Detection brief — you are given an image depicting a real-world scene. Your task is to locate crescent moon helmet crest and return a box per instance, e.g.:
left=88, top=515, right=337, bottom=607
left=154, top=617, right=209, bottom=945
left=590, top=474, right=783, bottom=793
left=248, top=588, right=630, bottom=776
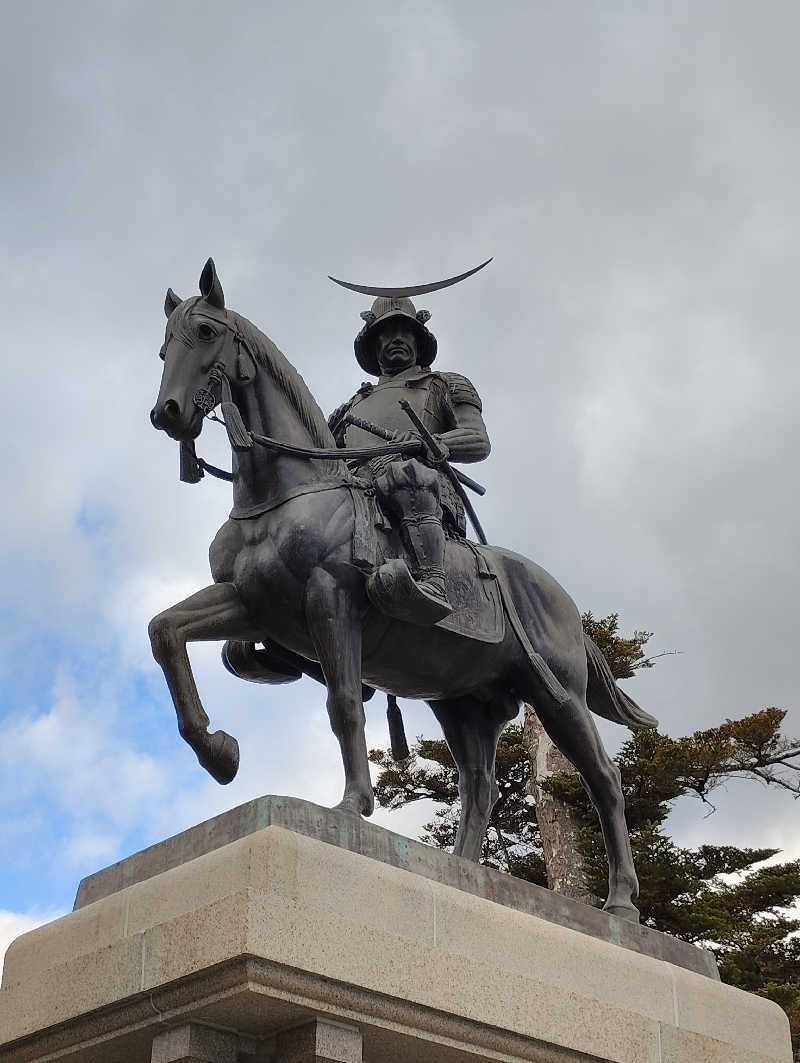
left=328, top=257, right=492, bottom=299
left=331, top=259, right=492, bottom=376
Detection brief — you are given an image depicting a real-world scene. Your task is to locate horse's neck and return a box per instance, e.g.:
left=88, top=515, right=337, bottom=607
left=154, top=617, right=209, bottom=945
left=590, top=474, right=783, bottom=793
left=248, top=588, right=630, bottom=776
left=229, top=348, right=341, bottom=513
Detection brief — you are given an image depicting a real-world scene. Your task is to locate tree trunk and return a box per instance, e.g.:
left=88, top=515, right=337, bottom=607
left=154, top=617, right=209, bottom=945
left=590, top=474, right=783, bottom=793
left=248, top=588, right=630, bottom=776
left=523, top=705, right=600, bottom=906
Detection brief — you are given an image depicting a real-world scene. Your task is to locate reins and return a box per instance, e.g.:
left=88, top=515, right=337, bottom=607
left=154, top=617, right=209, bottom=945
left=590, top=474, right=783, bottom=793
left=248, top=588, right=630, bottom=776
left=182, top=423, right=418, bottom=484
left=180, top=357, right=425, bottom=484
left=178, top=331, right=484, bottom=514
left=181, top=406, right=422, bottom=484
left=252, top=431, right=419, bottom=462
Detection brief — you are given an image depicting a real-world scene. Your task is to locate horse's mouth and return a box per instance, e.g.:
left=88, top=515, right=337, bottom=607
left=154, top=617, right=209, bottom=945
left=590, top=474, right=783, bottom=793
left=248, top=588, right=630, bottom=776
left=154, top=405, right=205, bottom=442
left=166, top=416, right=204, bottom=442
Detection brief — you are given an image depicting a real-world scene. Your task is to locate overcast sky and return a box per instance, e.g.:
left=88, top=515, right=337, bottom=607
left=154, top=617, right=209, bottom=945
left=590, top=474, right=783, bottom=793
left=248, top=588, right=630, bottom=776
left=1, top=1, right=799, bottom=963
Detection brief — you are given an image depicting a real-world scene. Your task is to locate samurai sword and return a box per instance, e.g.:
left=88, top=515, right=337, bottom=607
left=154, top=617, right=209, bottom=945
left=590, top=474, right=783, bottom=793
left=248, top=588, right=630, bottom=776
left=397, top=399, right=488, bottom=546
left=343, top=413, right=486, bottom=496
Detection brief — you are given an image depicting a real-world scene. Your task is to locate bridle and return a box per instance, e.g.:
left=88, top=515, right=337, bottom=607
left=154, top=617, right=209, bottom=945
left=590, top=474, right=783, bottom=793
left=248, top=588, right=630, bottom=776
left=169, top=315, right=424, bottom=484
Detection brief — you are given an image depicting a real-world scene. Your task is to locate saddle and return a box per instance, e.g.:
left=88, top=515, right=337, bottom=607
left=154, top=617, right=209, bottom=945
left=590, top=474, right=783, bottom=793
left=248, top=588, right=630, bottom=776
left=349, top=485, right=505, bottom=644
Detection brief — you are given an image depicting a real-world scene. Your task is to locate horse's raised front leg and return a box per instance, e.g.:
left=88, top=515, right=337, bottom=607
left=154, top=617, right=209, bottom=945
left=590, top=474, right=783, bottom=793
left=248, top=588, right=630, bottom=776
left=305, top=568, right=373, bottom=817
left=149, top=583, right=262, bottom=784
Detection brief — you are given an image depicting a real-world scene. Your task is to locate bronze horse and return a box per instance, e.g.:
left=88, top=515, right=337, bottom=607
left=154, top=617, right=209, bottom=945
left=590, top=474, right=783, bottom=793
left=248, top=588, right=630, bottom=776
left=149, top=259, right=657, bottom=921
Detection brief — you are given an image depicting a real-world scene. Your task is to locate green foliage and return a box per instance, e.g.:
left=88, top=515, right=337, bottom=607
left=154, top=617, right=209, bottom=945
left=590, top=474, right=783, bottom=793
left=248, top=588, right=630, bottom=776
left=371, top=736, right=459, bottom=811
left=370, top=613, right=800, bottom=1058
left=581, top=611, right=653, bottom=678
left=370, top=725, right=547, bottom=884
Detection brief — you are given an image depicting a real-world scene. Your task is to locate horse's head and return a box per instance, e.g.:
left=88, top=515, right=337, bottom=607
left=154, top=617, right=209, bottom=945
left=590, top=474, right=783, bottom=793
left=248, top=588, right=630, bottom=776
left=150, top=258, right=256, bottom=441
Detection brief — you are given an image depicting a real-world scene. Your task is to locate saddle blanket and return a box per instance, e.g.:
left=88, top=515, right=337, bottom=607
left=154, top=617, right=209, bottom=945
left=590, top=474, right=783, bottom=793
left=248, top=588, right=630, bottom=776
left=436, top=539, right=505, bottom=643
left=350, top=485, right=505, bottom=644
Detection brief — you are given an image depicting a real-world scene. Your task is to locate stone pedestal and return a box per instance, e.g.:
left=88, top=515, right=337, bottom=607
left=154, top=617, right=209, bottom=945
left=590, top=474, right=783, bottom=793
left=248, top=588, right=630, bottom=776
left=0, top=796, right=792, bottom=1062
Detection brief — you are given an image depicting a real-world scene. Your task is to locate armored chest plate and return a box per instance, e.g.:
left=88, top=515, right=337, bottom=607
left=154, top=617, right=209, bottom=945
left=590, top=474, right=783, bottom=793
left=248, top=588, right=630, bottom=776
left=343, top=371, right=450, bottom=449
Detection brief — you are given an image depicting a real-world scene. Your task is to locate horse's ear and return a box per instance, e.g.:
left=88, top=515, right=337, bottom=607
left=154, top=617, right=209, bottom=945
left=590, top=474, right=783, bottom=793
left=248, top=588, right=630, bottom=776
left=164, top=288, right=183, bottom=318
left=199, top=257, right=225, bottom=309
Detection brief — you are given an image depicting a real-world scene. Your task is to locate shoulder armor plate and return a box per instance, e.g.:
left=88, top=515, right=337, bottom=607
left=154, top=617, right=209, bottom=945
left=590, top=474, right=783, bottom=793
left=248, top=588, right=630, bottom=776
left=441, top=372, right=482, bottom=411
left=328, top=397, right=354, bottom=439
left=328, top=383, right=375, bottom=440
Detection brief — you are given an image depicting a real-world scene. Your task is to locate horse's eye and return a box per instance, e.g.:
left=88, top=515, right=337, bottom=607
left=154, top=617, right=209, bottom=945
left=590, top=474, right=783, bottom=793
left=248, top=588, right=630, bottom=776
left=158, top=344, right=166, bottom=361
left=198, top=323, right=216, bottom=340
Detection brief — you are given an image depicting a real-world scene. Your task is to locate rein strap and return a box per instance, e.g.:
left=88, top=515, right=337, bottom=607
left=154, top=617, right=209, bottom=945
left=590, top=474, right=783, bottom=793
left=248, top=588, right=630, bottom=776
left=249, top=431, right=419, bottom=461
left=181, top=332, right=423, bottom=484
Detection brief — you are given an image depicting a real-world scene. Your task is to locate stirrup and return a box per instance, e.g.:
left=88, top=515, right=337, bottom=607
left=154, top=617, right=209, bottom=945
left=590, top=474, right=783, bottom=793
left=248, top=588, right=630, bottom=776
left=367, top=559, right=452, bottom=626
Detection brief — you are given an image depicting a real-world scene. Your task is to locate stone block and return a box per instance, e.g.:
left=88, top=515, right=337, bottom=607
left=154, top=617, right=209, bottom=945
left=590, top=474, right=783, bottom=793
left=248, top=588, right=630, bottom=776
left=141, top=889, right=250, bottom=987
left=1, top=888, right=128, bottom=989
left=659, top=1022, right=790, bottom=1063
left=432, top=872, right=676, bottom=1025
left=0, top=935, right=143, bottom=1043
left=151, top=1023, right=240, bottom=1062
left=672, top=964, right=792, bottom=1061
left=276, top=1019, right=362, bottom=1063
left=73, top=795, right=718, bottom=979
left=0, top=805, right=792, bottom=1063
left=126, top=834, right=253, bottom=937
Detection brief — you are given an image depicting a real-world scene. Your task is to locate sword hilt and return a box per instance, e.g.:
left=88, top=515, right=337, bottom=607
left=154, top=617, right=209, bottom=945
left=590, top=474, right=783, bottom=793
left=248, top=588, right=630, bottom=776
left=345, top=408, right=486, bottom=497
left=398, top=399, right=442, bottom=458
left=343, top=413, right=395, bottom=442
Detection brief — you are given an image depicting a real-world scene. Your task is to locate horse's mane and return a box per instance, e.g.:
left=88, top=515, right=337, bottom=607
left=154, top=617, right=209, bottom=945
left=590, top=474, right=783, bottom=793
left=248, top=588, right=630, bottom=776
left=232, top=311, right=343, bottom=479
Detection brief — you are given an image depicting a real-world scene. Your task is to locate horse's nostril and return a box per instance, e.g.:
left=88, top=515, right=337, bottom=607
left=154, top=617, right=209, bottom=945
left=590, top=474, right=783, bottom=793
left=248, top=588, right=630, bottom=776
left=151, top=399, right=181, bottom=430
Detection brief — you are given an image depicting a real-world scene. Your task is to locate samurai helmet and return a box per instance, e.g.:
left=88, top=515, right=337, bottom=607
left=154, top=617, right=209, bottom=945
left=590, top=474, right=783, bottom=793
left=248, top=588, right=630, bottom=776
left=328, top=258, right=493, bottom=378
left=354, top=296, right=436, bottom=376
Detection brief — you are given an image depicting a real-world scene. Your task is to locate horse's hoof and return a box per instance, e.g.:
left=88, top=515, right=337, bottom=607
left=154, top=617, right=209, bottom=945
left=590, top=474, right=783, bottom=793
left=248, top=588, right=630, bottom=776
left=199, top=730, right=240, bottom=784
left=453, top=843, right=482, bottom=863
left=334, top=789, right=373, bottom=817
left=603, top=902, right=640, bottom=923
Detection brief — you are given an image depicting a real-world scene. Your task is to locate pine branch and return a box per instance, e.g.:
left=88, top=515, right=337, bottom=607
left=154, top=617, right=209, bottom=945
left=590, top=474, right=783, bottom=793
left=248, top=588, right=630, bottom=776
left=635, top=649, right=682, bottom=669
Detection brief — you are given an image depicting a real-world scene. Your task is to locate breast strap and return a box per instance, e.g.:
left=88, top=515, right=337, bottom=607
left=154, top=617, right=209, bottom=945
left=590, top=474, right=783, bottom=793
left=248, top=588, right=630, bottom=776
left=229, top=479, right=352, bottom=520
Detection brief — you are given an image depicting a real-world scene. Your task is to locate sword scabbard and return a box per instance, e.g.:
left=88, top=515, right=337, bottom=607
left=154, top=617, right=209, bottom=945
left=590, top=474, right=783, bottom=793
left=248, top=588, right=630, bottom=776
left=398, top=399, right=488, bottom=544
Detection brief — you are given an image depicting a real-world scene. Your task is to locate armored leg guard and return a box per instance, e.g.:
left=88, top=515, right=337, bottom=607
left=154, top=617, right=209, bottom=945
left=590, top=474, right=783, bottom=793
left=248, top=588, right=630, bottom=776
left=367, top=459, right=453, bottom=626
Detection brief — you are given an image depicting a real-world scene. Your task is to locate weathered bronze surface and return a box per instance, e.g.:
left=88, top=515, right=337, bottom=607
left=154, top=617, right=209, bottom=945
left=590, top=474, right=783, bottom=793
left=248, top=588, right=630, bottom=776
left=149, top=258, right=657, bottom=921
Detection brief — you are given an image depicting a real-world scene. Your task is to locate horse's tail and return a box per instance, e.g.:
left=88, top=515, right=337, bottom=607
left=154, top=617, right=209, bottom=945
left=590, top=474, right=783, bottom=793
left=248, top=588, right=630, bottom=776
left=584, top=634, right=658, bottom=731
left=221, top=639, right=378, bottom=702
left=221, top=640, right=303, bottom=684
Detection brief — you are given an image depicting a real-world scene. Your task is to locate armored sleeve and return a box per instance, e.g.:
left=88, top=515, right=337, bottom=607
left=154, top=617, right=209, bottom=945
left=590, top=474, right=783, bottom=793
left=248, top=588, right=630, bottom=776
left=442, top=372, right=483, bottom=412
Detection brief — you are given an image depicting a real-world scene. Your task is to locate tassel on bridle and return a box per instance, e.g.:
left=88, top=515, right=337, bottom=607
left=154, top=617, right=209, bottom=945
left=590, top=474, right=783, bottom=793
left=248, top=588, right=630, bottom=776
left=215, top=365, right=253, bottom=451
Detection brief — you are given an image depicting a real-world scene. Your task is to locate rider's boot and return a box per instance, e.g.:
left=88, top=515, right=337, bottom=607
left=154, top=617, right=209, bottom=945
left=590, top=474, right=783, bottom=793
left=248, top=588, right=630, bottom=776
left=367, top=459, right=453, bottom=626
left=399, top=512, right=452, bottom=616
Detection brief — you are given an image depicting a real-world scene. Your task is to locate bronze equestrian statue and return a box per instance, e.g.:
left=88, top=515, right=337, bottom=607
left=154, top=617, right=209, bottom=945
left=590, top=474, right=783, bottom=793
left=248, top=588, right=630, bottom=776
left=149, top=258, right=657, bottom=922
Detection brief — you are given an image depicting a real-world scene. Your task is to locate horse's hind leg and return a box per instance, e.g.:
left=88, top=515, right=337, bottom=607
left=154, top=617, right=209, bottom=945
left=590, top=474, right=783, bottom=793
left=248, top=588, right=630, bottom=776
left=149, top=583, right=262, bottom=784
left=529, top=687, right=639, bottom=921
left=429, top=693, right=518, bottom=862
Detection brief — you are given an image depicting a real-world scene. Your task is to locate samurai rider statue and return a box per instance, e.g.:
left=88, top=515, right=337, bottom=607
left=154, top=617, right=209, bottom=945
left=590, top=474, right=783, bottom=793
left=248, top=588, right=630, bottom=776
left=328, top=292, right=490, bottom=626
